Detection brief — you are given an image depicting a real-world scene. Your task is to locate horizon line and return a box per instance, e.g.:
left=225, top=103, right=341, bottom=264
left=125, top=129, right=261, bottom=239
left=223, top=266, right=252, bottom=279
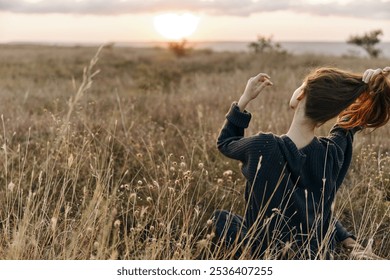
left=2, top=39, right=390, bottom=44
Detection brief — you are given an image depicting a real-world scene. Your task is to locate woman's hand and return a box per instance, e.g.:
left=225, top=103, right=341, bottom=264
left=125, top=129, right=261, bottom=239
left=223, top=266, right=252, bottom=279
left=237, top=73, right=273, bottom=111
left=362, top=66, right=390, bottom=83
left=342, top=237, right=384, bottom=260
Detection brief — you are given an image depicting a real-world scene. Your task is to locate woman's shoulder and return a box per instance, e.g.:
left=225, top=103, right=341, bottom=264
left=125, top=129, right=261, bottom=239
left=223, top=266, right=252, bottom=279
left=255, top=131, right=280, bottom=143
left=247, top=132, right=280, bottom=151
left=318, top=134, right=352, bottom=157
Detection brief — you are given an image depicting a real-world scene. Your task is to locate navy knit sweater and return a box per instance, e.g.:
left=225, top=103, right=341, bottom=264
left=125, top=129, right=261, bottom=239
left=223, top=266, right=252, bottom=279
left=217, top=103, right=360, bottom=258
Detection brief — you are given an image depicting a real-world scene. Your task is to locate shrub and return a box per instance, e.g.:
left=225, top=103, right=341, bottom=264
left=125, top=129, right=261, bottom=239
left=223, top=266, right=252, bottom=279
left=168, top=39, right=192, bottom=57
left=248, top=34, right=285, bottom=54
left=347, top=29, right=383, bottom=58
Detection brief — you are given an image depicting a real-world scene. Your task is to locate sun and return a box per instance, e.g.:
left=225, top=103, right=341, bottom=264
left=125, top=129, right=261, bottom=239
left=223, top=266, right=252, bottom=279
left=153, top=13, right=199, bottom=40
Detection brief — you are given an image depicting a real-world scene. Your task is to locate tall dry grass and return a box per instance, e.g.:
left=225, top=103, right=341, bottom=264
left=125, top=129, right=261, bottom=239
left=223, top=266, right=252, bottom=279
left=0, top=44, right=389, bottom=259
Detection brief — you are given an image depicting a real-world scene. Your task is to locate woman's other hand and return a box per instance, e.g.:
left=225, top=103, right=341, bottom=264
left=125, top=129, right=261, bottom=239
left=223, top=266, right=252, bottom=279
left=342, top=237, right=384, bottom=260
left=362, top=67, right=390, bottom=83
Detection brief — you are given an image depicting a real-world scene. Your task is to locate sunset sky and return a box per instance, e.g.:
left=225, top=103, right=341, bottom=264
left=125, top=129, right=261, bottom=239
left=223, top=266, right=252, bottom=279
left=0, top=0, right=389, bottom=43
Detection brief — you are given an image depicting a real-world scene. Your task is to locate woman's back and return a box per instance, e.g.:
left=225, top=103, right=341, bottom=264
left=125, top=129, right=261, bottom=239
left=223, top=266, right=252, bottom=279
left=218, top=104, right=359, bottom=258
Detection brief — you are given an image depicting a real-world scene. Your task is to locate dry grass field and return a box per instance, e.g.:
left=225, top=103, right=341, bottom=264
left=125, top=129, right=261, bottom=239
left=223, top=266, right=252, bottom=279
left=0, top=44, right=389, bottom=259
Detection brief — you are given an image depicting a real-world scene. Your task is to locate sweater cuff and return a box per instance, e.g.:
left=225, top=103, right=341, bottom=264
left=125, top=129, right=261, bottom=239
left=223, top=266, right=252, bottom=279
left=225, top=102, right=252, bottom=128
left=334, top=221, right=355, bottom=242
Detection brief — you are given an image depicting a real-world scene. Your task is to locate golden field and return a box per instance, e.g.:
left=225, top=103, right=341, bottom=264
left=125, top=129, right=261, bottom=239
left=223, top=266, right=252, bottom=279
left=0, top=44, right=389, bottom=259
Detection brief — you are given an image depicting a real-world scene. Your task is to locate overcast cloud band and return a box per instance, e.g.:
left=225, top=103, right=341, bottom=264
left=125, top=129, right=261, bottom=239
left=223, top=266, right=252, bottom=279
left=0, top=0, right=389, bottom=20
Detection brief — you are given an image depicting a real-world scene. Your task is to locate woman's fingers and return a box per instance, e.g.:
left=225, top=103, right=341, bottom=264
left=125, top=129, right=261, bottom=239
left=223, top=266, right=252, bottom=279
left=363, top=68, right=379, bottom=83
left=363, top=67, right=389, bottom=83
left=255, top=73, right=273, bottom=86
left=373, top=68, right=382, bottom=77
left=253, top=73, right=271, bottom=83
left=255, top=73, right=270, bottom=80
left=383, top=66, right=390, bottom=74
left=258, top=78, right=273, bottom=89
left=245, top=73, right=273, bottom=99
left=350, top=250, right=384, bottom=260
left=362, top=69, right=372, bottom=83
left=349, top=238, right=384, bottom=260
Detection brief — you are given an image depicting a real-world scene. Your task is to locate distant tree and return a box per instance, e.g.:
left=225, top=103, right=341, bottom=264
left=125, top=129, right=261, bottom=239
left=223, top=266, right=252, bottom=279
left=347, top=29, right=383, bottom=58
left=248, top=34, right=284, bottom=54
left=168, top=39, right=192, bottom=57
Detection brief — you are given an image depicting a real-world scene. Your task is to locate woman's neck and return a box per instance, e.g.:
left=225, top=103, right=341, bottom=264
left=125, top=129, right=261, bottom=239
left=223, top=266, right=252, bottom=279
left=286, top=103, right=316, bottom=149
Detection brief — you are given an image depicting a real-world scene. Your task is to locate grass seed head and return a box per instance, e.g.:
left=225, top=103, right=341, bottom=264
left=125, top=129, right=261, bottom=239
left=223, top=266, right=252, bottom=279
left=7, top=182, right=15, bottom=192
left=114, top=220, right=121, bottom=228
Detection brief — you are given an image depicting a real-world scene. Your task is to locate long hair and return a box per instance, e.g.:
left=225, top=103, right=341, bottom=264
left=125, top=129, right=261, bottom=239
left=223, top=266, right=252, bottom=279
left=302, top=67, right=390, bottom=129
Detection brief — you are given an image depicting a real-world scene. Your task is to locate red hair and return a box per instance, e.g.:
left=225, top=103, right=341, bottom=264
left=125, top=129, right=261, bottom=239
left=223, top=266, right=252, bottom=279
left=302, top=67, right=390, bottom=129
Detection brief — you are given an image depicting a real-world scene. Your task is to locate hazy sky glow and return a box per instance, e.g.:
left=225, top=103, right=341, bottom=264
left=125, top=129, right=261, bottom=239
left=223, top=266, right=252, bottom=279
left=0, top=0, right=389, bottom=42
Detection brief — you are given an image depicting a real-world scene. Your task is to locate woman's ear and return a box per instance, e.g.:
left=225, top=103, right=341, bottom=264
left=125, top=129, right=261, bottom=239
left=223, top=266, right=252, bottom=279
left=290, top=87, right=305, bottom=109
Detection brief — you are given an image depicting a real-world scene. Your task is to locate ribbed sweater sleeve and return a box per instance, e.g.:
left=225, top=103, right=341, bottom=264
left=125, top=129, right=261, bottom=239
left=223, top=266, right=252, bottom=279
left=328, top=124, right=361, bottom=188
left=217, top=102, right=253, bottom=162
left=328, top=124, right=360, bottom=152
left=328, top=124, right=360, bottom=243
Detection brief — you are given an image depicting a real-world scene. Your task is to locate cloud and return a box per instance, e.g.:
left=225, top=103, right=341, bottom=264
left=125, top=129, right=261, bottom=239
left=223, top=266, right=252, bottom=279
left=0, top=0, right=389, bottom=20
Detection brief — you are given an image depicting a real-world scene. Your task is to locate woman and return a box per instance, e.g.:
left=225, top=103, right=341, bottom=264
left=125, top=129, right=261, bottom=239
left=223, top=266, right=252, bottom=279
left=213, top=67, right=390, bottom=259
